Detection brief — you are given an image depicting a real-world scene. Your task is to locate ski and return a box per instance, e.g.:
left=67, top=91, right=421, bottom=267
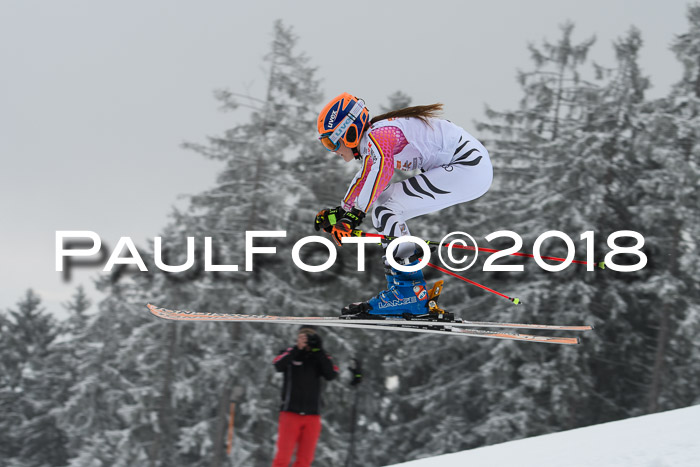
left=146, top=304, right=591, bottom=331
left=146, top=304, right=587, bottom=345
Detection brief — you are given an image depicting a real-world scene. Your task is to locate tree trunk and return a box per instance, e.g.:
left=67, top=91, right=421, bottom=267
left=694, top=55, right=700, bottom=99
left=646, top=220, right=681, bottom=413
left=151, top=322, right=178, bottom=467
left=211, top=378, right=234, bottom=467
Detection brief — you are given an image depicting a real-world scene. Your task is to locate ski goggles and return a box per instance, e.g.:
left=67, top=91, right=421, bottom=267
left=318, top=99, right=366, bottom=152
left=319, top=132, right=341, bottom=151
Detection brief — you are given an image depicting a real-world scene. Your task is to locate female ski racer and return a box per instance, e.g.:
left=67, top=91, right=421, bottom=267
left=314, top=92, right=493, bottom=318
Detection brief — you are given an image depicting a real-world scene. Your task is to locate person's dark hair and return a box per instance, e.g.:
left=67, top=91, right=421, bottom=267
left=369, top=103, right=443, bottom=125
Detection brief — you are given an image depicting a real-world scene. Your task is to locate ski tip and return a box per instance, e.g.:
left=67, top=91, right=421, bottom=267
left=511, top=297, right=521, bottom=305
left=146, top=303, right=167, bottom=316
left=597, top=261, right=606, bottom=270
left=556, top=336, right=581, bottom=345
left=146, top=303, right=163, bottom=319
left=146, top=303, right=161, bottom=316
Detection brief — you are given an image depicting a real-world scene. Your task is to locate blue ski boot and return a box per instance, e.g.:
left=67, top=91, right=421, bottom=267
left=342, top=260, right=431, bottom=318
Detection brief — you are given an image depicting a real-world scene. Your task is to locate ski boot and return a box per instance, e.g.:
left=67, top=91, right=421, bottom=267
left=341, top=267, right=425, bottom=317
left=342, top=259, right=432, bottom=318
left=342, top=266, right=455, bottom=321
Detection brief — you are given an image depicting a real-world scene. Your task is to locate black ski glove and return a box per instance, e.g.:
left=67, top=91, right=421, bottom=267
left=348, top=358, right=363, bottom=386
left=342, top=207, right=364, bottom=229
left=330, top=208, right=365, bottom=246
left=314, top=207, right=346, bottom=233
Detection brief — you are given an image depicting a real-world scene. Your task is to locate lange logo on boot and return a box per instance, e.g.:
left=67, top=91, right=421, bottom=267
left=377, top=297, right=417, bottom=309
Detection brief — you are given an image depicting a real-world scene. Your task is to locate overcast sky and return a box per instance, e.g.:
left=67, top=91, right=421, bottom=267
left=0, top=1, right=692, bottom=314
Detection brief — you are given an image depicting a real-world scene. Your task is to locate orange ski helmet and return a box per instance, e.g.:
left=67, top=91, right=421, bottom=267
left=317, top=93, right=369, bottom=151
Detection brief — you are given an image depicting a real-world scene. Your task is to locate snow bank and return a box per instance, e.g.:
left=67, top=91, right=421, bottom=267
left=386, top=404, right=700, bottom=467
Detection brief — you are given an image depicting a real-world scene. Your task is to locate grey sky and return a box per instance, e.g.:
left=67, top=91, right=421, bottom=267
left=0, top=1, right=691, bottom=314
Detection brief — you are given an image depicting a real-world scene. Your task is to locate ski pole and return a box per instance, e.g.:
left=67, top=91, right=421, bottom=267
left=351, top=230, right=604, bottom=268
left=427, top=263, right=521, bottom=305
left=345, top=357, right=362, bottom=467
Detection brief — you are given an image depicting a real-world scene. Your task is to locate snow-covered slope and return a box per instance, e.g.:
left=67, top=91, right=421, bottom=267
left=386, top=405, right=700, bottom=467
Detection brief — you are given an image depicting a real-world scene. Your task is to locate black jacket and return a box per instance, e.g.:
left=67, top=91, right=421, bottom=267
left=273, top=346, right=338, bottom=415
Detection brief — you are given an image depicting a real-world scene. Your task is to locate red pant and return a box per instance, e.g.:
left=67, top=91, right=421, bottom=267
left=271, top=411, right=322, bottom=467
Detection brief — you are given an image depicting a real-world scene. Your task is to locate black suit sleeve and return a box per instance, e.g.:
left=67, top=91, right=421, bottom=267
left=316, top=350, right=339, bottom=381
left=273, top=346, right=300, bottom=372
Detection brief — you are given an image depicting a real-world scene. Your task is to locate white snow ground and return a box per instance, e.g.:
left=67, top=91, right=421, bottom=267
left=386, top=404, right=700, bottom=467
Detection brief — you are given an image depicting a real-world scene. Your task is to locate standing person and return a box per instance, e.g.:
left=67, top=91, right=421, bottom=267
left=314, top=92, right=493, bottom=317
left=271, top=326, right=338, bottom=467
